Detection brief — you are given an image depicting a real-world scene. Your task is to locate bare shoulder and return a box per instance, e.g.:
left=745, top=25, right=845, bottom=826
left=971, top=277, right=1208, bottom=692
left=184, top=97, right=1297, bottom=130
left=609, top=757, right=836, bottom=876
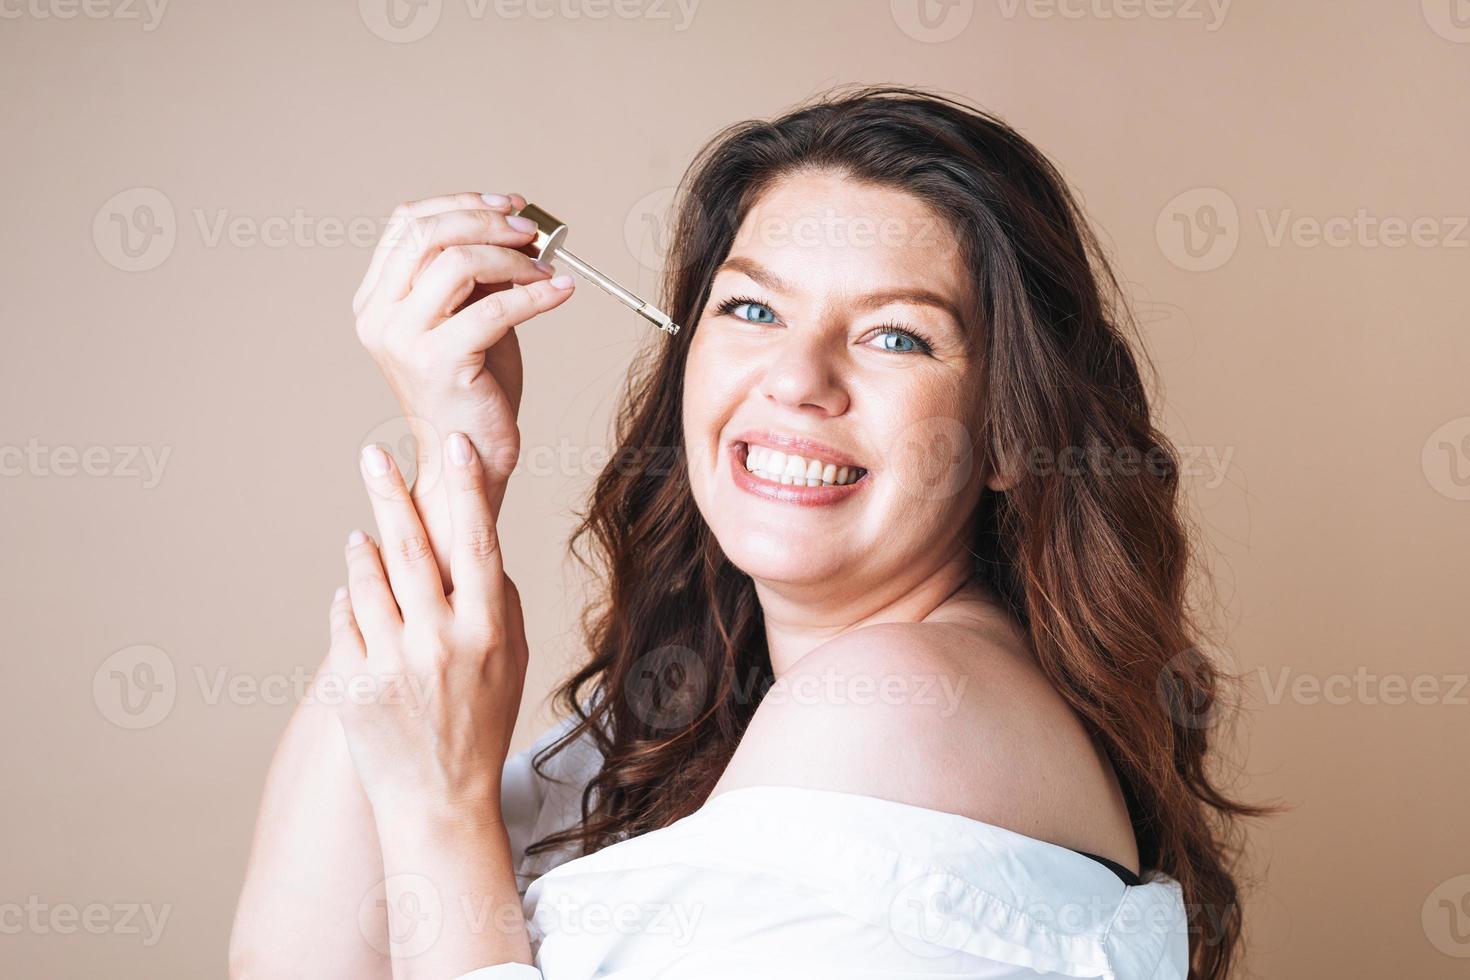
left=712, top=609, right=1139, bottom=872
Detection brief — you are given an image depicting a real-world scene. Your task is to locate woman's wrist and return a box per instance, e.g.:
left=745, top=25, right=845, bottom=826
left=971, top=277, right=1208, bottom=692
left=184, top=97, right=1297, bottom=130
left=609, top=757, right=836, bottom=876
left=373, top=795, right=506, bottom=844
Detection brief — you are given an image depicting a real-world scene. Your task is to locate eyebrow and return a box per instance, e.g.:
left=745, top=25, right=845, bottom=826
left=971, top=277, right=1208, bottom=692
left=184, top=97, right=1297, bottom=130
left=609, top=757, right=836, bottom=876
left=713, top=256, right=967, bottom=328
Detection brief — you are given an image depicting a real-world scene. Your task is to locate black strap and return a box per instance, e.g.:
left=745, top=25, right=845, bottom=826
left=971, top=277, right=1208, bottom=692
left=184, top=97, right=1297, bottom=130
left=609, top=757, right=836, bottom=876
left=1071, top=849, right=1142, bottom=886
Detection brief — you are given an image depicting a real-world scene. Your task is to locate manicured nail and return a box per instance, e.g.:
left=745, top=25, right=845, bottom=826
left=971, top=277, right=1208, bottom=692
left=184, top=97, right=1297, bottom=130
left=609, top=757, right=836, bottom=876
left=333, top=585, right=348, bottom=601
left=533, top=258, right=554, bottom=275
left=361, top=444, right=390, bottom=476
left=448, top=432, right=473, bottom=466
left=347, top=529, right=367, bottom=548
left=550, top=274, right=574, bottom=290
left=481, top=193, right=510, bottom=207
left=506, top=214, right=537, bottom=233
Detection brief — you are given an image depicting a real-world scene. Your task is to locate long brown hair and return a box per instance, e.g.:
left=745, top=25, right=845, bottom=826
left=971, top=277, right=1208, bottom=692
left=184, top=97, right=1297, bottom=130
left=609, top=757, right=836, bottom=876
left=528, top=84, right=1267, bottom=979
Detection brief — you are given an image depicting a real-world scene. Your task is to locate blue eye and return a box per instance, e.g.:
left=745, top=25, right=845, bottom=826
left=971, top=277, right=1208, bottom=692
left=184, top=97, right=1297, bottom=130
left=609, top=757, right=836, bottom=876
left=873, top=326, right=925, bottom=354
left=718, top=298, right=778, bottom=324
left=712, top=294, right=936, bottom=356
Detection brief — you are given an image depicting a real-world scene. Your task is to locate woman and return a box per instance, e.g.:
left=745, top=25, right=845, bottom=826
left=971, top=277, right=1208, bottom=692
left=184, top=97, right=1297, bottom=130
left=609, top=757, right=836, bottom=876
left=231, top=85, right=1260, bottom=979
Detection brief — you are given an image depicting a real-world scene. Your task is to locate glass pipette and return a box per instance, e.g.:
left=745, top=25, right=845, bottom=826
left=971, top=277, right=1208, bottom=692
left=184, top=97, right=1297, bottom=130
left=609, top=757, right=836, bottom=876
left=515, top=202, right=681, bottom=336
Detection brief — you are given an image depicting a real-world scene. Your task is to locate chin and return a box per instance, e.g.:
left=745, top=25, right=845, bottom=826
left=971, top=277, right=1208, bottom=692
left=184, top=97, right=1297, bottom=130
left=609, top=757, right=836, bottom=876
left=717, top=533, right=843, bottom=586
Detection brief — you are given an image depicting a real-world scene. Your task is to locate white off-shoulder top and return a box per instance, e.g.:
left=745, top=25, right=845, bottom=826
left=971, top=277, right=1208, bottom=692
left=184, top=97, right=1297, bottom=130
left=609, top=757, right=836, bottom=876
left=454, top=716, right=1190, bottom=980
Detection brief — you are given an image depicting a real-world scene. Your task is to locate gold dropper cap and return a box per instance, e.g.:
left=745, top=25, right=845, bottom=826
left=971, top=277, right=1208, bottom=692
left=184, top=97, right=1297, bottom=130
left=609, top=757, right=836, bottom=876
left=515, top=203, right=680, bottom=335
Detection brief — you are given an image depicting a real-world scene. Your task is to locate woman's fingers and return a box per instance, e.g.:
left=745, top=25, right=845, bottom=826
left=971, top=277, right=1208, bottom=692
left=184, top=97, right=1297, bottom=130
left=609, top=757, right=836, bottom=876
left=438, top=276, right=575, bottom=353
left=354, top=192, right=507, bottom=314
left=358, top=445, right=449, bottom=623
left=325, top=584, right=370, bottom=691
left=402, top=244, right=553, bottom=330
left=354, top=192, right=528, bottom=315
left=443, top=432, right=505, bottom=635
left=375, top=209, right=541, bottom=306
left=329, top=585, right=365, bottom=653
left=345, top=530, right=402, bottom=643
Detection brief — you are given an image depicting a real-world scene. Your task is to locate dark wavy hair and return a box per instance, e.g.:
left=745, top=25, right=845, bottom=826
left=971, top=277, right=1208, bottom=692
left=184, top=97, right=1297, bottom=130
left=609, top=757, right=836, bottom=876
left=526, top=84, right=1268, bottom=979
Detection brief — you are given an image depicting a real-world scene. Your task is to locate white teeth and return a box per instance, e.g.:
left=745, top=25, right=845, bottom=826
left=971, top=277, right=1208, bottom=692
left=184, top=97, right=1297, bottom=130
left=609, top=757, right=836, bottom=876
left=741, top=443, right=865, bottom=487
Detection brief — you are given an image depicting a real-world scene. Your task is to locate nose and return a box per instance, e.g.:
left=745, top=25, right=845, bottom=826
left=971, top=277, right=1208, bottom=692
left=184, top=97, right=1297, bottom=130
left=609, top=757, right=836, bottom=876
left=755, top=328, right=850, bottom=416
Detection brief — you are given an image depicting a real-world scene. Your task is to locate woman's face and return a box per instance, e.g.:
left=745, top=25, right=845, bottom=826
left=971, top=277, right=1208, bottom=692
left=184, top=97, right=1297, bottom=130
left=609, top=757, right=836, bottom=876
left=683, top=170, right=987, bottom=595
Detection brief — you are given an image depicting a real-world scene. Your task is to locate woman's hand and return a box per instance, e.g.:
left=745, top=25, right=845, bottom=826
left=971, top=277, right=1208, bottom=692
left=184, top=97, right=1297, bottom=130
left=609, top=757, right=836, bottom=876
left=353, top=191, right=575, bottom=590
left=328, top=433, right=537, bottom=977
left=329, top=432, right=528, bottom=826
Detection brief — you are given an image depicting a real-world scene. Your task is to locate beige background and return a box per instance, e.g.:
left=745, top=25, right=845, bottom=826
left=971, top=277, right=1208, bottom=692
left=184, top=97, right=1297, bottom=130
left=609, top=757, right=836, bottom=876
left=2, top=0, right=1466, bottom=976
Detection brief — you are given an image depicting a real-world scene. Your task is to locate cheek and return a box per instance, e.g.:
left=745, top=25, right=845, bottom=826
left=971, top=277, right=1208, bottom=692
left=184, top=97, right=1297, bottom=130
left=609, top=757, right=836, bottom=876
left=680, top=337, right=717, bottom=434
left=684, top=332, right=756, bottom=427
left=680, top=336, right=736, bottom=486
left=871, top=383, right=983, bottom=511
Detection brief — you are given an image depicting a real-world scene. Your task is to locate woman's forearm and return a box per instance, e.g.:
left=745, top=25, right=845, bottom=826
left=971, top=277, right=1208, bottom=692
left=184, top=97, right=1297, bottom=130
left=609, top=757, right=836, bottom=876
left=373, top=807, right=533, bottom=979
left=229, top=655, right=391, bottom=979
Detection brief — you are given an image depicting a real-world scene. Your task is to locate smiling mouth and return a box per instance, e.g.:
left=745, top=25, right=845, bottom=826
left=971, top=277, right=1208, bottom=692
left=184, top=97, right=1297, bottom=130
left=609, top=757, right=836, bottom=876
left=734, top=441, right=869, bottom=488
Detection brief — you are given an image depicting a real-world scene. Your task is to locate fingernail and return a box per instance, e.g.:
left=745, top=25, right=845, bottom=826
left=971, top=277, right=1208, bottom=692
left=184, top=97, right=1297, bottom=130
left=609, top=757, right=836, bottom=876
left=550, top=274, right=574, bottom=290
left=361, top=444, right=391, bottom=476
left=333, top=585, right=348, bottom=601
left=448, top=432, right=473, bottom=466
left=347, top=529, right=367, bottom=548
left=506, top=214, right=537, bottom=233
left=533, top=258, right=554, bottom=275
left=481, top=192, right=510, bottom=207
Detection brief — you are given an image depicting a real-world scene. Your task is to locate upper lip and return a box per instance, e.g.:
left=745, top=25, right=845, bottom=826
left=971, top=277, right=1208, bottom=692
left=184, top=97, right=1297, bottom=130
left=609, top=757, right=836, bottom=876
left=730, top=428, right=868, bottom=471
